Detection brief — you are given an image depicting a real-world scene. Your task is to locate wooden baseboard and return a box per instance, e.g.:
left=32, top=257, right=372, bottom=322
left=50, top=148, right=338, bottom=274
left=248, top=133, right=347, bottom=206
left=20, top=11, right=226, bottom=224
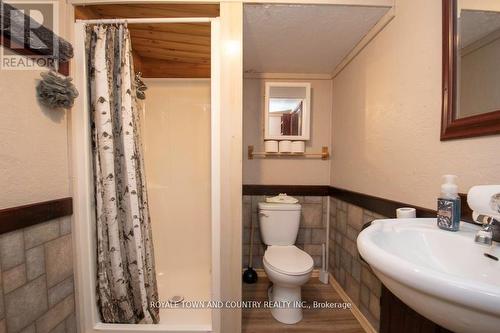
left=328, top=273, right=377, bottom=333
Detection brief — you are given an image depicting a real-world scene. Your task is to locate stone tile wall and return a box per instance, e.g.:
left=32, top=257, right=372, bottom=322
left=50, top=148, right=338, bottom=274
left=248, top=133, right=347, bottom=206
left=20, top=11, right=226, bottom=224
left=242, top=195, right=328, bottom=269
left=0, top=217, right=76, bottom=333
left=328, top=197, right=387, bottom=332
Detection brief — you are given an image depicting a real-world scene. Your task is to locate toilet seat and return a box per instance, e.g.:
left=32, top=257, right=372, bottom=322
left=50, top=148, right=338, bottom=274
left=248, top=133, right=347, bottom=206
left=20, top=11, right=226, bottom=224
left=263, top=245, right=314, bottom=276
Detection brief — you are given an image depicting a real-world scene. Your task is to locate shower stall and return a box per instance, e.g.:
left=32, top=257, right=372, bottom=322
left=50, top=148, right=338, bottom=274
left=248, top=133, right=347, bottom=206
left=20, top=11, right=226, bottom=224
left=139, top=78, right=212, bottom=328
left=70, top=12, right=224, bottom=333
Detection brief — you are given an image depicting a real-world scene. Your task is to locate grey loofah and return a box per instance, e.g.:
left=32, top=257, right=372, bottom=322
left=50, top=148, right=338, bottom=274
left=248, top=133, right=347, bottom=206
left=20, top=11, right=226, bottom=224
left=36, top=70, right=79, bottom=110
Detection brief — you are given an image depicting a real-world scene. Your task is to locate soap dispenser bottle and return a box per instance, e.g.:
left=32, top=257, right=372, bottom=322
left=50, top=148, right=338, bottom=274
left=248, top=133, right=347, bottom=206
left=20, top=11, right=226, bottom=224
left=437, top=175, right=461, bottom=231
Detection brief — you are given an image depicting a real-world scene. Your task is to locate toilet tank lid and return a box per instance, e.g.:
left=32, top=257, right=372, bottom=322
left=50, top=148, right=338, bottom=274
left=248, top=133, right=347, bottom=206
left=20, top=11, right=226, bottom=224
left=258, top=202, right=301, bottom=211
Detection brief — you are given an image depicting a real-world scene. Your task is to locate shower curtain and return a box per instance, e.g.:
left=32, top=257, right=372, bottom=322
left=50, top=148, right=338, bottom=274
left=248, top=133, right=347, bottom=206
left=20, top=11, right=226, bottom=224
left=86, top=24, right=159, bottom=324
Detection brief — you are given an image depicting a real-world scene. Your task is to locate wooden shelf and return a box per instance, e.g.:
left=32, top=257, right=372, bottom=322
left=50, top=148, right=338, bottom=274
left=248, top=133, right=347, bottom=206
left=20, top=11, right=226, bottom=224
left=248, top=145, right=329, bottom=160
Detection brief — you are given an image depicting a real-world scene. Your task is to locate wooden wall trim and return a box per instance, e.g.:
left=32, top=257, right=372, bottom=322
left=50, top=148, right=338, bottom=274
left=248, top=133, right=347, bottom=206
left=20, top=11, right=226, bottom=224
left=242, top=184, right=473, bottom=222
left=0, top=198, right=73, bottom=235
left=329, top=186, right=473, bottom=223
left=242, top=184, right=329, bottom=196
left=329, top=187, right=435, bottom=218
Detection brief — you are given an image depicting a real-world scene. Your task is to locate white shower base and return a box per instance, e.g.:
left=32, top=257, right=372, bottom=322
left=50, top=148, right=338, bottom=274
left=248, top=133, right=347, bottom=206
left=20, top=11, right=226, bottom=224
left=156, top=267, right=212, bottom=329
left=92, top=267, right=211, bottom=332
left=93, top=267, right=211, bottom=332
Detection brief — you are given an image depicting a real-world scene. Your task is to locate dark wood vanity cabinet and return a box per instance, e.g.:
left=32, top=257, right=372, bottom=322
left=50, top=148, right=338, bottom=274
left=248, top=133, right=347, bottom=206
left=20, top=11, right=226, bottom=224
left=380, top=286, right=453, bottom=333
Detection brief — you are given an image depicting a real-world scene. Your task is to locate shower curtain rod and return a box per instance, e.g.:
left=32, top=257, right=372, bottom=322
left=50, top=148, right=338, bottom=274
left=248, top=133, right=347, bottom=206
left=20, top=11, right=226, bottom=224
left=76, top=17, right=214, bottom=25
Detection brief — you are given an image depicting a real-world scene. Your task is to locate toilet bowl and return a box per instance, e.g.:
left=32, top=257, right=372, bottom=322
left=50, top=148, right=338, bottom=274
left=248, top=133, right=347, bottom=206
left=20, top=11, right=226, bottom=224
left=258, top=201, right=313, bottom=324
left=263, top=245, right=314, bottom=324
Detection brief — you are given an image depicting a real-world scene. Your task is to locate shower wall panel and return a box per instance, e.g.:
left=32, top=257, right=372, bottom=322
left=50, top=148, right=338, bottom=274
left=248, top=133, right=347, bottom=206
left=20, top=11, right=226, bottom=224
left=141, top=79, right=211, bottom=326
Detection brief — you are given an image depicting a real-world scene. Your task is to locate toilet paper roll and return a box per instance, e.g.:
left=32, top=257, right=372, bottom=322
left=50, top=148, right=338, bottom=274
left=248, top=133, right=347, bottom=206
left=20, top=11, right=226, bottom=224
left=264, top=140, right=278, bottom=153
left=467, top=185, right=500, bottom=217
left=279, top=140, right=292, bottom=153
left=396, top=207, right=416, bottom=219
left=291, top=141, right=305, bottom=153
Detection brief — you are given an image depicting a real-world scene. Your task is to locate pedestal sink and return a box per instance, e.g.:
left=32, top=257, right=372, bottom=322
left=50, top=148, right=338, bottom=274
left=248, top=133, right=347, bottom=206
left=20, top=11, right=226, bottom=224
left=357, top=218, right=500, bottom=333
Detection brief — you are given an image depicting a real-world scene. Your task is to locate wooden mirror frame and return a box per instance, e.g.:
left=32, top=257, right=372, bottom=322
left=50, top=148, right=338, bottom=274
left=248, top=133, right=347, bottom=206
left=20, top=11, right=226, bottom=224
left=441, top=0, right=500, bottom=140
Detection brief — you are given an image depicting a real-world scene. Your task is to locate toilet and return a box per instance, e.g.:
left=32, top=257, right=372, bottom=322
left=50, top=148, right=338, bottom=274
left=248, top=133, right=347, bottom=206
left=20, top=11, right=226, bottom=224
left=258, top=202, right=314, bottom=324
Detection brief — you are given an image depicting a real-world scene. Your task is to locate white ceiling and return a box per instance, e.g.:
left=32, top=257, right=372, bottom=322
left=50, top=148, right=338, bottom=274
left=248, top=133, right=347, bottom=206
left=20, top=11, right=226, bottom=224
left=243, top=4, right=390, bottom=74
left=460, top=10, right=500, bottom=48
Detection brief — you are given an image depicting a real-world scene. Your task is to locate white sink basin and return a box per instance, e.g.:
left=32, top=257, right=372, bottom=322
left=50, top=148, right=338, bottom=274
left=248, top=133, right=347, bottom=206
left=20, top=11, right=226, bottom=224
left=357, top=218, right=500, bottom=333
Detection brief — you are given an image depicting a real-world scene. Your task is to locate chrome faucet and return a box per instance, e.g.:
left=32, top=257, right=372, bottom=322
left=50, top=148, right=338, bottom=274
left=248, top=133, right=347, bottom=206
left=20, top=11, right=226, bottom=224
left=474, top=193, right=500, bottom=246
left=474, top=214, right=500, bottom=245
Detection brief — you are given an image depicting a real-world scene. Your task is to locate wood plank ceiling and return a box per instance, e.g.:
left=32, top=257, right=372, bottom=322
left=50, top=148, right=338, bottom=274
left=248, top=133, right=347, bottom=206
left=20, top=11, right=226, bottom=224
left=74, top=4, right=219, bottom=78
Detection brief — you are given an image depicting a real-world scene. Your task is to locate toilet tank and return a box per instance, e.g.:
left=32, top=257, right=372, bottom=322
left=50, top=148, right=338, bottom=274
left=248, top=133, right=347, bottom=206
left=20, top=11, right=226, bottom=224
left=258, top=202, right=301, bottom=245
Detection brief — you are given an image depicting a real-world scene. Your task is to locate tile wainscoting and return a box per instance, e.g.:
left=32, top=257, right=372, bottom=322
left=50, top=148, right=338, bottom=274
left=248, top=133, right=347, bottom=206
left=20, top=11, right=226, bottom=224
left=242, top=195, right=328, bottom=269
left=241, top=185, right=459, bottom=332
left=0, top=217, right=76, bottom=333
left=328, top=197, right=387, bottom=331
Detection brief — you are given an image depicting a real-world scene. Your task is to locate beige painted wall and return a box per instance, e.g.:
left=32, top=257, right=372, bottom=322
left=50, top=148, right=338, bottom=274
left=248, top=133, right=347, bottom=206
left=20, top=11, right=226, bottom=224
left=141, top=79, right=211, bottom=325
left=460, top=0, right=500, bottom=12
left=243, top=78, right=332, bottom=185
left=331, top=0, right=500, bottom=209
left=0, top=52, right=70, bottom=209
left=0, top=0, right=72, bottom=209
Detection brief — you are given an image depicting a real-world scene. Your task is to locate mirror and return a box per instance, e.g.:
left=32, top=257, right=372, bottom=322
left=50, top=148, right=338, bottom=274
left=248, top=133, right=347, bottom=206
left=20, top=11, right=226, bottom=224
left=458, top=7, right=500, bottom=118
left=264, top=82, right=311, bottom=140
left=441, top=0, right=500, bottom=140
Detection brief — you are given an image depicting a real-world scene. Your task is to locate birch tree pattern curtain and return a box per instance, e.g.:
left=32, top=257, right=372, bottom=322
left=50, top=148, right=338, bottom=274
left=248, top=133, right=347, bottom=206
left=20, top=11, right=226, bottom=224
left=86, top=24, right=159, bottom=324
